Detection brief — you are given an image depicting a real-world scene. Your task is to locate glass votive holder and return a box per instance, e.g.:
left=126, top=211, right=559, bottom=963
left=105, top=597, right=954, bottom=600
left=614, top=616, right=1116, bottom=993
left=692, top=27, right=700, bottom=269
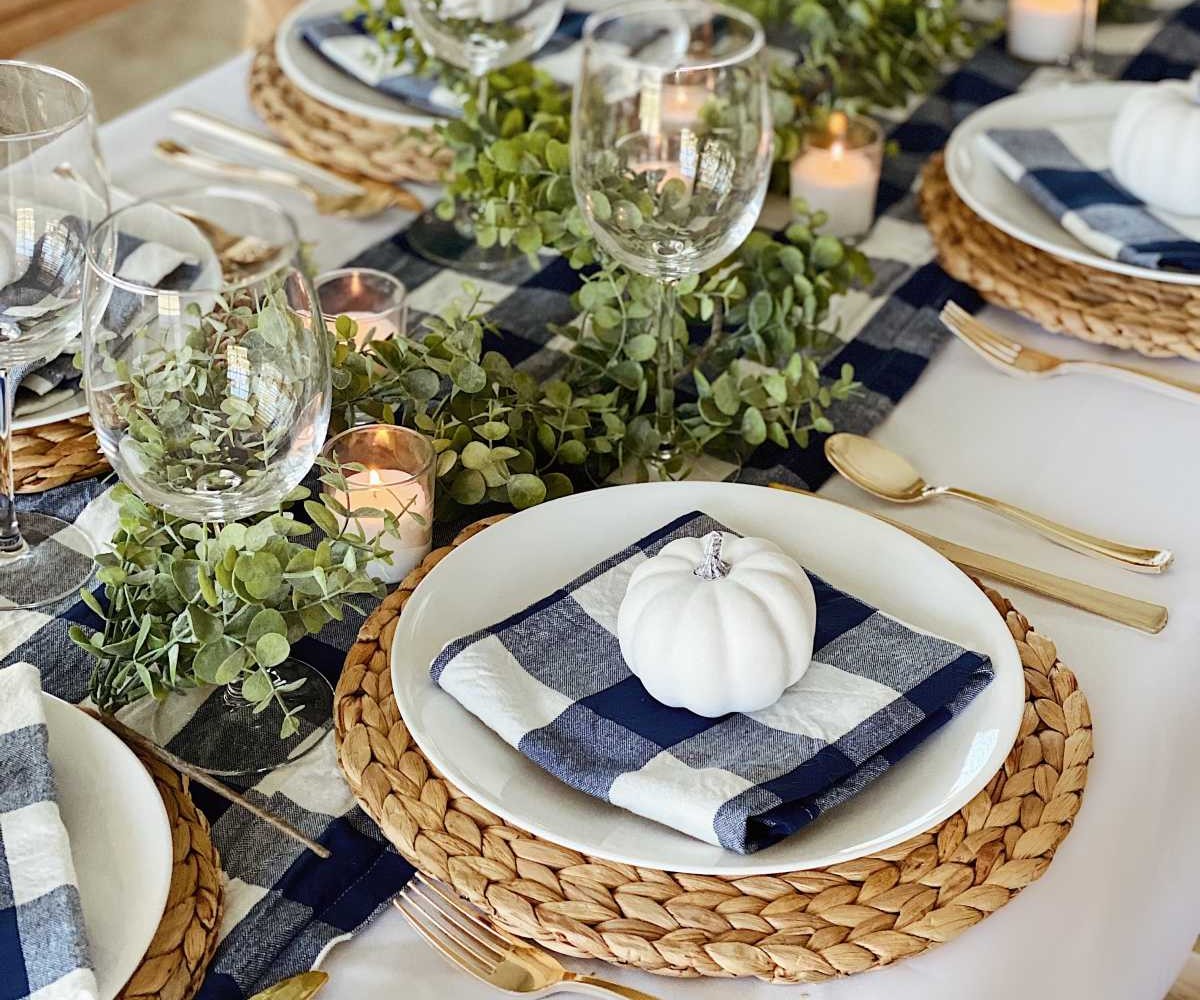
left=315, top=267, right=408, bottom=349
left=1006, top=0, right=1096, bottom=67
left=789, top=112, right=884, bottom=241
left=321, top=424, right=435, bottom=584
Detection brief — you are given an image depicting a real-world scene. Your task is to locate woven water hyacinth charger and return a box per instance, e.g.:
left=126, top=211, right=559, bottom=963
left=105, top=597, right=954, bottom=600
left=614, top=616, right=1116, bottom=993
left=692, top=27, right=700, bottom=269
left=334, top=515, right=1094, bottom=985
left=248, top=45, right=450, bottom=186
left=119, top=748, right=223, bottom=1000
left=12, top=415, right=109, bottom=494
left=920, top=152, right=1200, bottom=361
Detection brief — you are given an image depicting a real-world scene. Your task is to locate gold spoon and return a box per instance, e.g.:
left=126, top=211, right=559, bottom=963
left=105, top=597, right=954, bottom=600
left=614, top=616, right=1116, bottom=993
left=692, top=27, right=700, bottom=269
left=824, top=433, right=1173, bottom=574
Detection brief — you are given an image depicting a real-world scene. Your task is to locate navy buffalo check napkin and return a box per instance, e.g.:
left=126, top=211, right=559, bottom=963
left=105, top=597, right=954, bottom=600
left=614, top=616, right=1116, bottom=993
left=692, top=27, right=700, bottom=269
left=0, top=664, right=97, bottom=1000
left=431, top=512, right=994, bottom=854
left=978, top=124, right=1200, bottom=271
left=300, top=11, right=588, bottom=119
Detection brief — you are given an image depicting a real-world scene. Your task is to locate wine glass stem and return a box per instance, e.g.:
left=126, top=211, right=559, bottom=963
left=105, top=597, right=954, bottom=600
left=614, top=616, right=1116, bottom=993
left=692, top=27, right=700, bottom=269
left=0, top=369, right=23, bottom=554
left=654, top=279, right=680, bottom=456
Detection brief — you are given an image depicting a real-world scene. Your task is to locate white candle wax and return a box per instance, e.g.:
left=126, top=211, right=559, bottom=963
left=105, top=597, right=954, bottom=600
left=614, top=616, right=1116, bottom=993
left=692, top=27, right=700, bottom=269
left=333, top=470, right=432, bottom=584
left=1007, top=0, right=1083, bottom=64
left=790, top=142, right=879, bottom=240
left=341, top=312, right=400, bottom=349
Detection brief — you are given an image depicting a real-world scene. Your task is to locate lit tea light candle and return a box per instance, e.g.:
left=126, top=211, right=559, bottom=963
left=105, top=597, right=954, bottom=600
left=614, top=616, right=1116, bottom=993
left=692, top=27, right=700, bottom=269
left=659, top=83, right=711, bottom=129
left=1007, top=0, right=1084, bottom=63
left=790, top=112, right=883, bottom=240
left=332, top=469, right=432, bottom=583
left=322, top=424, right=436, bottom=585
left=314, top=267, right=407, bottom=351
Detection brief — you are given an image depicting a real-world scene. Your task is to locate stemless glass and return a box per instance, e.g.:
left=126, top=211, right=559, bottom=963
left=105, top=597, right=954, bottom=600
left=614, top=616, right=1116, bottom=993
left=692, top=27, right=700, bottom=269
left=403, top=0, right=565, bottom=272
left=83, top=188, right=330, bottom=522
left=0, top=61, right=109, bottom=609
left=571, top=0, right=773, bottom=457
left=82, top=188, right=333, bottom=775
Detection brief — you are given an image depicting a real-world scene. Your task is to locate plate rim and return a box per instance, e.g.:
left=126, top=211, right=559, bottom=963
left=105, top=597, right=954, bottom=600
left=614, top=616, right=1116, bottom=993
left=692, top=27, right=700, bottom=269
left=944, top=80, right=1200, bottom=287
left=43, top=695, right=174, bottom=1000
left=390, top=481, right=1025, bottom=876
left=276, top=0, right=445, bottom=130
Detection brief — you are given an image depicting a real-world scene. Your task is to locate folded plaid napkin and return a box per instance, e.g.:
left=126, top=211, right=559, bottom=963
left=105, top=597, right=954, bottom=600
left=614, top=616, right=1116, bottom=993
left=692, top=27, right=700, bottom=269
left=0, top=663, right=97, bottom=1000
left=300, top=11, right=588, bottom=118
left=978, top=125, right=1200, bottom=271
left=432, top=511, right=994, bottom=854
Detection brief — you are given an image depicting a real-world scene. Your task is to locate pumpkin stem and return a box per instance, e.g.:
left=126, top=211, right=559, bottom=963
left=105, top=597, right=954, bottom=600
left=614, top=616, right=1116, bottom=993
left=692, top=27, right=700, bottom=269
left=694, top=531, right=730, bottom=580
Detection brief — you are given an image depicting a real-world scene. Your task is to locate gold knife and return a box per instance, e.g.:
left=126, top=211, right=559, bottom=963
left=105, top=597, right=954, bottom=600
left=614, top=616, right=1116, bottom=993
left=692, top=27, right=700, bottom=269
left=248, top=972, right=329, bottom=1000
left=768, top=482, right=1168, bottom=634
left=170, top=108, right=423, bottom=212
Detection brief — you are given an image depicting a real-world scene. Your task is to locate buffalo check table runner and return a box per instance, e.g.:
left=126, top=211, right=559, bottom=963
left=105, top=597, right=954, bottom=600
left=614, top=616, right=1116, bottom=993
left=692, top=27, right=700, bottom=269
left=0, top=663, right=97, bottom=1000
left=1, top=5, right=1197, bottom=997
left=431, top=512, right=994, bottom=855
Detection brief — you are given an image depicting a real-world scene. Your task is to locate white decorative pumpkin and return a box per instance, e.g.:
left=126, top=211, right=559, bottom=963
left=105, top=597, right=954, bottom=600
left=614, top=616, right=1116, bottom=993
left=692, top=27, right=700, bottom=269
left=1110, top=72, right=1200, bottom=217
left=616, top=531, right=817, bottom=717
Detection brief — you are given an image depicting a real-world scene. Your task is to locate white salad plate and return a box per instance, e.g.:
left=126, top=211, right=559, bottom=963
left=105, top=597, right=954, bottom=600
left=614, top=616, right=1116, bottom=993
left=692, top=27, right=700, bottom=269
left=44, top=696, right=173, bottom=1000
left=276, top=0, right=444, bottom=130
left=946, top=81, right=1200, bottom=286
left=391, top=481, right=1024, bottom=876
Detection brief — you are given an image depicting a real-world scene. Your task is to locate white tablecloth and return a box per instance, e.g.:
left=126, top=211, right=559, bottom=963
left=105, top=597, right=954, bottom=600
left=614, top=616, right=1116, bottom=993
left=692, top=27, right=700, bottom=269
left=99, top=52, right=1200, bottom=1000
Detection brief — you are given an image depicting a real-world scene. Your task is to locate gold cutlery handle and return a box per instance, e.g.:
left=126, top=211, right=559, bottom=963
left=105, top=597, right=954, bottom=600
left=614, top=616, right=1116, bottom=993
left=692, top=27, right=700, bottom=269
left=565, top=973, right=668, bottom=1000
left=944, top=487, right=1173, bottom=573
left=1070, top=360, right=1200, bottom=405
left=155, top=139, right=317, bottom=199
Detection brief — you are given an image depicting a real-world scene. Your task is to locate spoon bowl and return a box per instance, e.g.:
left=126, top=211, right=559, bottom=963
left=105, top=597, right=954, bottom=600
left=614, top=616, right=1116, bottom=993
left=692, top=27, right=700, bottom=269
left=825, top=433, right=933, bottom=503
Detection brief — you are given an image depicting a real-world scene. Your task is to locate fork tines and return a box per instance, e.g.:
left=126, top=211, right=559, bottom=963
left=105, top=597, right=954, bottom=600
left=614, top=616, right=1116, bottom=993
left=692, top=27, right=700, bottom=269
left=394, top=873, right=512, bottom=978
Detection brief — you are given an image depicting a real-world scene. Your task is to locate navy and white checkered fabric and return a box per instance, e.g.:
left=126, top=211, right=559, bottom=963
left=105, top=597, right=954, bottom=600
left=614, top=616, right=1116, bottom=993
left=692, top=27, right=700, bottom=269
left=2, top=4, right=1197, bottom=995
left=430, top=512, right=994, bottom=854
left=0, top=663, right=97, bottom=1000
left=300, top=10, right=590, bottom=118
left=979, top=124, right=1200, bottom=271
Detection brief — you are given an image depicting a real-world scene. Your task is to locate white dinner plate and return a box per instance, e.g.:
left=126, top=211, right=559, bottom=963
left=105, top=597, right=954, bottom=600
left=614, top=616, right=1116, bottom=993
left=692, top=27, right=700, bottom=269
left=391, top=481, right=1024, bottom=876
left=276, top=0, right=444, bottom=130
left=44, top=696, right=173, bottom=1000
left=945, top=81, right=1200, bottom=286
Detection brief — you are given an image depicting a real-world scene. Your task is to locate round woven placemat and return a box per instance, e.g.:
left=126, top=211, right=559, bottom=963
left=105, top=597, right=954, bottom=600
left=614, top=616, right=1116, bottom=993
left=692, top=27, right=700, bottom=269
left=920, top=151, right=1200, bottom=361
left=248, top=44, right=450, bottom=186
left=334, top=515, right=1094, bottom=984
left=119, top=748, right=223, bottom=1000
left=13, top=415, right=108, bottom=494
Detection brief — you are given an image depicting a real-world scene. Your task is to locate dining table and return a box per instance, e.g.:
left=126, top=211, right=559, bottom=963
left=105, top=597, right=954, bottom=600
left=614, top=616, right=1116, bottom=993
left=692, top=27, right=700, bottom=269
left=63, top=33, right=1200, bottom=1000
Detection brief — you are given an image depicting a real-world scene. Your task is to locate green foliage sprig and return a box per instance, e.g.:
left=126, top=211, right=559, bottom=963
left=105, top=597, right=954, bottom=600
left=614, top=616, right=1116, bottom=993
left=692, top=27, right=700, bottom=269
left=71, top=481, right=391, bottom=735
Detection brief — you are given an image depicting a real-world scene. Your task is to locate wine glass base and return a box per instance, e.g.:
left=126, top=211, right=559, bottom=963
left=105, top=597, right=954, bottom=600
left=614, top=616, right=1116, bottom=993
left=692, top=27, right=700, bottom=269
left=405, top=210, right=520, bottom=274
left=0, top=512, right=95, bottom=609
left=147, top=658, right=334, bottom=777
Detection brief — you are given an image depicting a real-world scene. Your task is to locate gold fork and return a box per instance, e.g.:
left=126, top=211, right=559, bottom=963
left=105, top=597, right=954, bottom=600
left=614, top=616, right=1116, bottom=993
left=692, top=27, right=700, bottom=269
left=939, top=301, right=1200, bottom=404
left=394, top=873, right=661, bottom=1000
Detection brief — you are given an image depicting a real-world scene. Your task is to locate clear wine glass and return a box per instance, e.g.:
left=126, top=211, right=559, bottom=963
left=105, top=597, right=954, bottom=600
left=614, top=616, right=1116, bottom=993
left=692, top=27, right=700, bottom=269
left=571, top=0, right=773, bottom=458
left=82, top=187, right=333, bottom=775
left=0, top=61, right=109, bottom=610
left=403, top=0, right=565, bottom=273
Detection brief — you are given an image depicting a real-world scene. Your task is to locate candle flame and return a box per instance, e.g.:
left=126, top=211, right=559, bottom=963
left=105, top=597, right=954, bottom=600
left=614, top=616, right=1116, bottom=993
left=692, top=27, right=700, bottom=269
left=829, top=111, right=849, bottom=141
left=368, top=469, right=383, bottom=486
left=831, top=139, right=845, bottom=162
